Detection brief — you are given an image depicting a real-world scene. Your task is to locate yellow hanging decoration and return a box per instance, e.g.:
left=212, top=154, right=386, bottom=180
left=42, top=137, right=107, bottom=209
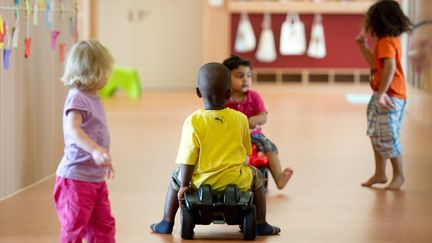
left=25, top=0, right=30, bottom=16
left=0, top=15, right=4, bottom=33
left=38, top=0, right=45, bottom=10
left=0, top=15, right=5, bottom=49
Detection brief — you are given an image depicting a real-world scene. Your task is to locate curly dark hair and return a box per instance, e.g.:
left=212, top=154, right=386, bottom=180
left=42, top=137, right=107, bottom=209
left=222, top=55, right=252, bottom=71
left=365, top=0, right=413, bottom=38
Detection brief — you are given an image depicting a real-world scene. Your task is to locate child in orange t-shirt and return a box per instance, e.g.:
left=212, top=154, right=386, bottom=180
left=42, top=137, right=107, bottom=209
left=356, top=0, right=412, bottom=190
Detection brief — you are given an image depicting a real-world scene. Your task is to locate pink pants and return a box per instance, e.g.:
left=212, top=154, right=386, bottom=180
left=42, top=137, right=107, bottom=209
left=53, top=177, right=116, bottom=243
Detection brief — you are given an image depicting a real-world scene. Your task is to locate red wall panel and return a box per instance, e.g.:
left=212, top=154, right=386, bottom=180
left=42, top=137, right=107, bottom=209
left=230, top=13, right=370, bottom=69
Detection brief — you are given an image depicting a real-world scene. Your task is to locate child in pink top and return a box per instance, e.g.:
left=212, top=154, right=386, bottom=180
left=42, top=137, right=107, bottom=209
left=223, top=55, right=293, bottom=190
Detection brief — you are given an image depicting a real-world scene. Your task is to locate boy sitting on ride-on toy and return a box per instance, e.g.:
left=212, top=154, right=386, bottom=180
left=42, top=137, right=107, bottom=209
left=149, top=62, right=281, bottom=237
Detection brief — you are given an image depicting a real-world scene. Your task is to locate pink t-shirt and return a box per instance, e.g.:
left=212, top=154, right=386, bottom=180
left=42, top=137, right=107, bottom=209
left=226, top=90, right=267, bottom=135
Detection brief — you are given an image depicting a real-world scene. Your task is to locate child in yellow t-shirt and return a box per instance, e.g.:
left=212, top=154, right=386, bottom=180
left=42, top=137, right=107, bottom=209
left=150, top=62, right=281, bottom=236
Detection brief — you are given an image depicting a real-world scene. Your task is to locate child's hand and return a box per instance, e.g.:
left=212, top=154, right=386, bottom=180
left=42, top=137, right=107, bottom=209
left=177, top=186, right=189, bottom=204
left=249, top=116, right=262, bottom=129
left=250, top=126, right=261, bottom=134
left=355, top=31, right=367, bottom=47
left=92, top=147, right=115, bottom=180
left=377, top=93, right=394, bottom=110
left=91, top=146, right=112, bottom=167
left=106, top=165, right=115, bottom=180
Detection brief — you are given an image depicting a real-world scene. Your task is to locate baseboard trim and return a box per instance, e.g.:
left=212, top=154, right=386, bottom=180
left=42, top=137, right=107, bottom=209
left=0, top=174, right=55, bottom=202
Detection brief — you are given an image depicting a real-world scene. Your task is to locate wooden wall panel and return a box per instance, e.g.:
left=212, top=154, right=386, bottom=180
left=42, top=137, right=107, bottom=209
left=0, top=2, right=76, bottom=199
left=405, top=0, right=432, bottom=128
left=202, top=2, right=230, bottom=64
left=407, top=60, right=432, bottom=129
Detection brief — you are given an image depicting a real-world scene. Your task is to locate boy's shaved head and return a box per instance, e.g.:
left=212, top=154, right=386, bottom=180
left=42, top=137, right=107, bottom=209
left=196, top=62, right=231, bottom=110
left=198, top=63, right=231, bottom=94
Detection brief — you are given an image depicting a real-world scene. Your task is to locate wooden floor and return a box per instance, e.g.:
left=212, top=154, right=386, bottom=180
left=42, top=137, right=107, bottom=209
left=1, top=84, right=432, bottom=243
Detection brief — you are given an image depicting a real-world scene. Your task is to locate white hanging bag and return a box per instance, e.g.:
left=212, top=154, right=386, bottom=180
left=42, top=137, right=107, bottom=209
left=234, top=13, right=256, bottom=53
left=307, top=14, right=326, bottom=59
left=280, top=13, right=306, bottom=55
left=256, top=13, right=277, bottom=63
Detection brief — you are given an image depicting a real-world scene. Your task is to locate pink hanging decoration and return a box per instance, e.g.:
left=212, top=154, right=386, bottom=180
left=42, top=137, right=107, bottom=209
left=0, top=22, right=6, bottom=49
left=51, top=31, right=59, bottom=50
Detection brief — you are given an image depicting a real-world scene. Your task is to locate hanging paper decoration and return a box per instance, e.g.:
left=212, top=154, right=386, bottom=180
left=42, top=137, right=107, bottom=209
left=38, top=0, right=45, bottom=9
left=5, top=24, right=11, bottom=48
left=9, top=17, right=20, bottom=48
left=69, top=16, right=73, bottom=36
left=15, top=0, right=20, bottom=18
left=3, top=22, right=12, bottom=69
left=24, top=37, right=31, bottom=58
left=59, top=43, right=65, bottom=61
left=4, top=49, right=12, bottom=69
left=280, top=13, right=306, bottom=56
left=51, top=30, right=59, bottom=50
left=45, top=0, right=53, bottom=29
left=0, top=0, right=77, bottom=62
left=60, top=0, right=65, bottom=20
left=25, top=0, right=30, bottom=16
left=307, top=14, right=326, bottom=59
left=12, top=26, right=20, bottom=48
left=33, top=2, right=39, bottom=25
left=0, top=15, right=3, bottom=33
left=255, top=13, right=277, bottom=63
left=234, top=13, right=256, bottom=53
left=0, top=28, right=5, bottom=49
left=0, top=16, right=5, bottom=49
left=24, top=13, right=31, bottom=56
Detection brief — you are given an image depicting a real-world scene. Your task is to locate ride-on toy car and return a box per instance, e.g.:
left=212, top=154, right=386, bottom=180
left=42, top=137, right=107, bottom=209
left=248, top=144, right=269, bottom=190
left=181, top=184, right=256, bottom=240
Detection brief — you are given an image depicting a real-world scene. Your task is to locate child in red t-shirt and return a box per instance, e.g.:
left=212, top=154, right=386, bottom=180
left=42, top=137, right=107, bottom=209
left=223, top=55, right=293, bottom=190
left=356, top=0, right=412, bottom=190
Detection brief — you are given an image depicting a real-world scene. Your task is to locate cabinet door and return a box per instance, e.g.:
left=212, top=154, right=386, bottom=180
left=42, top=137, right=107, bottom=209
left=97, top=0, right=134, bottom=67
left=98, top=0, right=202, bottom=89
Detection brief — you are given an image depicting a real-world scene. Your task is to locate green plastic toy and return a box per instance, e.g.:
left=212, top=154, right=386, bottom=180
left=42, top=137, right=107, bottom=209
left=99, top=65, right=141, bottom=99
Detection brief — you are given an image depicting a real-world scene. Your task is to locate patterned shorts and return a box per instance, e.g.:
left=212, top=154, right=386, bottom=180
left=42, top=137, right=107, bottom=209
left=251, top=133, right=278, bottom=154
left=367, top=93, right=406, bottom=159
left=170, top=164, right=264, bottom=192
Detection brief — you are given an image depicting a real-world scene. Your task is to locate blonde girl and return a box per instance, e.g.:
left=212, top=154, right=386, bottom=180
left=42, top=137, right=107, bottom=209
left=53, top=40, right=116, bottom=242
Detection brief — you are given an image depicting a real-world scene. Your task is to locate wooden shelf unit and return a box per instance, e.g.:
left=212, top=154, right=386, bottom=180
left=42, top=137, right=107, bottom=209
left=227, top=0, right=374, bottom=14
left=253, top=68, right=371, bottom=85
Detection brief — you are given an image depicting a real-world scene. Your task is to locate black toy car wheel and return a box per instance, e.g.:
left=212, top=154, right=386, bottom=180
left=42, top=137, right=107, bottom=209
left=243, top=205, right=256, bottom=240
left=181, top=204, right=195, bottom=239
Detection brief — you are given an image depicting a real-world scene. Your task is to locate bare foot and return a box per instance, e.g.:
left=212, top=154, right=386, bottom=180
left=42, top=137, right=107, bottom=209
left=275, top=168, right=293, bottom=190
left=385, top=175, right=404, bottom=190
left=361, top=175, right=387, bottom=187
